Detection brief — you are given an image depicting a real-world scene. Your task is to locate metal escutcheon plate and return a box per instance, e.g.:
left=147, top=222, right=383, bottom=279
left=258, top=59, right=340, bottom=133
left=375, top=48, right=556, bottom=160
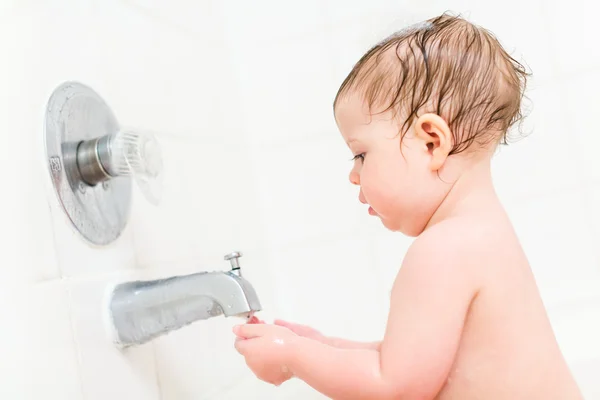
left=44, top=81, right=132, bottom=246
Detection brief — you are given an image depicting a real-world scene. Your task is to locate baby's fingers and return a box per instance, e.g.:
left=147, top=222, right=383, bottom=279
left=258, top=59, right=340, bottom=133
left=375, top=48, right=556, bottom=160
left=234, top=322, right=269, bottom=339
left=274, top=319, right=317, bottom=337
left=247, top=315, right=264, bottom=324
left=234, top=336, right=250, bottom=354
left=274, top=319, right=302, bottom=330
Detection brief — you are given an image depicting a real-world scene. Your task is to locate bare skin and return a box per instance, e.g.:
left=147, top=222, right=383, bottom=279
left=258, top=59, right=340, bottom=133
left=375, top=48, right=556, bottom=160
left=232, top=95, right=583, bottom=399
left=278, top=201, right=582, bottom=399
left=431, top=203, right=580, bottom=399
left=250, top=187, right=582, bottom=399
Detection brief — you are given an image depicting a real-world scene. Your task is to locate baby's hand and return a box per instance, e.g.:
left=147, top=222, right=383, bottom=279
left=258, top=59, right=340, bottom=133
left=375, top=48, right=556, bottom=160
left=273, top=319, right=325, bottom=342
left=233, top=323, right=296, bottom=386
left=247, top=315, right=264, bottom=324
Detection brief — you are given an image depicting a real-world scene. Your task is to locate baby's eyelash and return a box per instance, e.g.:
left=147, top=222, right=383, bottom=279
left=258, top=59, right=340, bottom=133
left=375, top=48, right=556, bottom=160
left=351, top=153, right=365, bottom=162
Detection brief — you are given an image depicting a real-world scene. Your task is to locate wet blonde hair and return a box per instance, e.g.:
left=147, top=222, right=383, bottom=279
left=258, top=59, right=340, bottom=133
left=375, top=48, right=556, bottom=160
left=334, top=12, right=530, bottom=154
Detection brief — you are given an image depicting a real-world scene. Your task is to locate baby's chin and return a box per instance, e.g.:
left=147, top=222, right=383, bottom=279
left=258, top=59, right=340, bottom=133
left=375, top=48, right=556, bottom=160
left=379, top=215, right=403, bottom=233
left=379, top=214, right=425, bottom=237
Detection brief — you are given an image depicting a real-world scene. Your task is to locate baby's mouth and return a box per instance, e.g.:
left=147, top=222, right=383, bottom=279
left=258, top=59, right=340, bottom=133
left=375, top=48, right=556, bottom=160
left=358, top=195, right=377, bottom=216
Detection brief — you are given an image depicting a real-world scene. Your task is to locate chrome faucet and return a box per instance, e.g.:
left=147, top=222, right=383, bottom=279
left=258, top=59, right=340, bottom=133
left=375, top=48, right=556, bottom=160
left=106, top=252, right=262, bottom=348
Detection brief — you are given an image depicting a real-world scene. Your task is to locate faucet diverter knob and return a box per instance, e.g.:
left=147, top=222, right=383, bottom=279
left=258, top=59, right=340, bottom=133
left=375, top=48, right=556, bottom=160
left=224, top=251, right=243, bottom=276
left=75, top=128, right=163, bottom=206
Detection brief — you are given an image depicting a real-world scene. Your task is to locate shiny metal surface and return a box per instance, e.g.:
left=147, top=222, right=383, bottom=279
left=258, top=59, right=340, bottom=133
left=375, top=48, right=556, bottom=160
left=44, top=81, right=132, bottom=245
left=107, top=253, right=262, bottom=348
left=225, top=251, right=243, bottom=276
left=76, top=136, right=111, bottom=185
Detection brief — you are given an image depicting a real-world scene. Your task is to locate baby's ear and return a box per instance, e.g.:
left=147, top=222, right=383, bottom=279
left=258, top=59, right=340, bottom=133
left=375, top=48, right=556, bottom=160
left=414, top=113, right=453, bottom=171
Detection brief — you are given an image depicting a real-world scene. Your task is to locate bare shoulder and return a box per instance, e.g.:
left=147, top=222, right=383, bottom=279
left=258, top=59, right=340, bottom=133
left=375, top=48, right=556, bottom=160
left=399, top=215, right=514, bottom=287
left=406, top=216, right=503, bottom=264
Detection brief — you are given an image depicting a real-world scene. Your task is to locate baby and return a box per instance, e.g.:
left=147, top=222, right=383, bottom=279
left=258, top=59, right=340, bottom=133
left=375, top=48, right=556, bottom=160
left=233, top=13, right=583, bottom=399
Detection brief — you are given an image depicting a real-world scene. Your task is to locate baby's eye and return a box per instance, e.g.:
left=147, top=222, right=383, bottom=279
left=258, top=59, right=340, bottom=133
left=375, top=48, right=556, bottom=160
left=351, top=153, right=365, bottom=162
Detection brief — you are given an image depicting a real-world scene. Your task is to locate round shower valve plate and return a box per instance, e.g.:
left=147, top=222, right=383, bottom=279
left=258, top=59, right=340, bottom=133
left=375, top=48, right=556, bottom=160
left=44, top=81, right=132, bottom=245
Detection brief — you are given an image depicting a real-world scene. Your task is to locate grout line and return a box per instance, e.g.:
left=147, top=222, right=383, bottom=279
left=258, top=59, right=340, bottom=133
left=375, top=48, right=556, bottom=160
left=498, top=182, right=585, bottom=205
left=536, top=1, right=562, bottom=82
left=580, top=183, right=600, bottom=271
left=118, top=0, right=212, bottom=40
left=553, top=76, right=596, bottom=253
left=546, top=293, right=600, bottom=313
left=30, top=269, right=139, bottom=289
left=64, top=277, right=88, bottom=400
left=44, top=199, right=64, bottom=279
left=150, top=342, right=164, bottom=400
left=38, top=100, right=66, bottom=281
left=203, top=373, right=257, bottom=400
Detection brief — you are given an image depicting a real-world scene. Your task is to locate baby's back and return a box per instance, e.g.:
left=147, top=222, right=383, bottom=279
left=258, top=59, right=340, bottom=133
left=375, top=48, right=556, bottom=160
left=435, top=214, right=583, bottom=399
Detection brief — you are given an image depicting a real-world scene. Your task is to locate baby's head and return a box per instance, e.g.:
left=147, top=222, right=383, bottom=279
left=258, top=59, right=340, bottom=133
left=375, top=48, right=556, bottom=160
left=334, top=13, right=529, bottom=236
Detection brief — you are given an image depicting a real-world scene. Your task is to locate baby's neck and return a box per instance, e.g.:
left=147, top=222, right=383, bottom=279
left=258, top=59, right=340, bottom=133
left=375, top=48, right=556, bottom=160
left=425, top=158, right=498, bottom=230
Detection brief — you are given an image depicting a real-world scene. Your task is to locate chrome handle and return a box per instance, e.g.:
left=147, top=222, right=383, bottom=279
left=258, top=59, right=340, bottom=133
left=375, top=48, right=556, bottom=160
left=224, top=251, right=243, bottom=276
left=77, top=130, right=162, bottom=185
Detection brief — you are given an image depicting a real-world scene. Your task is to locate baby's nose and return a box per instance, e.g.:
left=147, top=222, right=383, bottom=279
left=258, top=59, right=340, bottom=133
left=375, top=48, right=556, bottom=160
left=349, top=170, right=360, bottom=185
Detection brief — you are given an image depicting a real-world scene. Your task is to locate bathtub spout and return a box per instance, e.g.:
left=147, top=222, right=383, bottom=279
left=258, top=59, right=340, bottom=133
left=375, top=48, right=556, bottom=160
left=106, top=252, right=261, bottom=348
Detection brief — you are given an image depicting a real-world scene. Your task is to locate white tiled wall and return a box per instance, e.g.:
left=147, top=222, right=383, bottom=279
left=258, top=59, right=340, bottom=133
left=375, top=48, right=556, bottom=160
left=1, top=0, right=599, bottom=399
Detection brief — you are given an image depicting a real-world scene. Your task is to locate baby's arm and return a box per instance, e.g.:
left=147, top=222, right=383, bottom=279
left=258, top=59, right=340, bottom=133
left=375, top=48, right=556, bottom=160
left=282, top=224, right=479, bottom=399
left=274, top=319, right=381, bottom=350
left=326, top=337, right=381, bottom=351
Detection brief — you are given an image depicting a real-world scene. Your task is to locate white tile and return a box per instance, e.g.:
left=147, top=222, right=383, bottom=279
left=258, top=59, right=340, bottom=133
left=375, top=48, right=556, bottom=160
left=0, top=0, right=17, bottom=15
left=0, top=2, right=135, bottom=279
left=564, top=72, right=600, bottom=183
left=549, top=297, right=600, bottom=398
left=491, top=82, right=582, bottom=201
left=505, top=190, right=600, bottom=307
left=547, top=298, right=600, bottom=364
left=49, top=199, right=136, bottom=277
left=0, top=11, right=64, bottom=284
left=569, top=356, right=600, bottom=400
left=0, top=282, right=83, bottom=400
left=324, top=0, right=394, bottom=26
left=138, top=246, right=274, bottom=398
left=269, top=237, right=388, bottom=342
left=208, top=376, right=278, bottom=400
left=68, top=271, right=161, bottom=400
left=371, top=231, right=414, bottom=293
left=453, top=0, right=555, bottom=82
left=122, top=0, right=224, bottom=39
left=154, top=309, right=249, bottom=399
left=213, top=375, right=327, bottom=400
left=544, top=1, right=600, bottom=76
left=270, top=379, right=329, bottom=400
left=589, top=186, right=600, bottom=268
left=229, top=249, right=281, bottom=322
left=131, top=136, right=265, bottom=270
left=13, top=2, right=98, bottom=101
left=229, top=36, right=339, bottom=145
left=380, top=0, right=467, bottom=36
left=146, top=251, right=277, bottom=399
left=220, top=0, right=327, bottom=45
left=30, top=0, right=241, bottom=144
left=0, top=166, right=61, bottom=284
left=252, top=138, right=367, bottom=246
left=328, top=16, right=391, bottom=87
left=389, top=0, right=556, bottom=81
left=0, top=0, right=31, bottom=19
left=328, top=3, right=454, bottom=87
left=0, top=0, right=89, bottom=21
